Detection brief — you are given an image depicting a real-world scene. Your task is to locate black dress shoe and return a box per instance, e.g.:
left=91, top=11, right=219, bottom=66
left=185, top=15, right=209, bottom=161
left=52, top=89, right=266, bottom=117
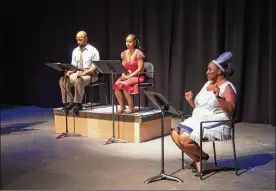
left=72, top=103, right=83, bottom=115
left=63, top=102, right=75, bottom=110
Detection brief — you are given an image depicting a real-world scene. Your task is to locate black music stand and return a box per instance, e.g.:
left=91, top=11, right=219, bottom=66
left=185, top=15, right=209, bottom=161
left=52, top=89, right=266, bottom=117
left=46, top=63, right=82, bottom=139
left=92, top=60, right=129, bottom=145
left=143, top=90, right=183, bottom=184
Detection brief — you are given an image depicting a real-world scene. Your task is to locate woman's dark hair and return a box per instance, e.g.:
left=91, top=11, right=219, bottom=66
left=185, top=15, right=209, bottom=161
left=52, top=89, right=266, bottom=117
left=225, top=68, right=235, bottom=77
left=219, top=61, right=235, bottom=77
left=128, top=34, right=141, bottom=49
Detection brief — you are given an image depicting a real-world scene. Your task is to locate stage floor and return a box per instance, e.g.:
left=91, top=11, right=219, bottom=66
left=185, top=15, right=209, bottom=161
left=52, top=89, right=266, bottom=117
left=1, top=106, right=275, bottom=190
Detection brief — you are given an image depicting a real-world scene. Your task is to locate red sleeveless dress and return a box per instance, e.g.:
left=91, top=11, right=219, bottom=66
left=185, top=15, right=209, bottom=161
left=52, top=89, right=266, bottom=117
left=113, top=49, right=145, bottom=94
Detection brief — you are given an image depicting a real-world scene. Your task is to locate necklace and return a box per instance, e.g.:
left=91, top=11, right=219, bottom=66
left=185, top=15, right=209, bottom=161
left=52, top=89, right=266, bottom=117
left=126, top=49, right=135, bottom=61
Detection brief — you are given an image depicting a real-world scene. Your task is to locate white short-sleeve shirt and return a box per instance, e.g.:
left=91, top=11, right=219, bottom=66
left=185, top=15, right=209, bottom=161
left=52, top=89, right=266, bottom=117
left=71, top=44, right=100, bottom=69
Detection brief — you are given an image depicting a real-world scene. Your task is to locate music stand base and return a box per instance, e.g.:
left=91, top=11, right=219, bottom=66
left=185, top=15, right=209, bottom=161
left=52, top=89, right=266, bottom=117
left=144, top=172, right=183, bottom=184
left=103, top=137, right=128, bottom=145
left=56, top=132, right=82, bottom=139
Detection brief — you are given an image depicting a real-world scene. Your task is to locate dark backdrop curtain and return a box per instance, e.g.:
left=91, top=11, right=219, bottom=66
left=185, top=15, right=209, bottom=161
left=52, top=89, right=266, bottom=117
left=1, top=0, right=275, bottom=126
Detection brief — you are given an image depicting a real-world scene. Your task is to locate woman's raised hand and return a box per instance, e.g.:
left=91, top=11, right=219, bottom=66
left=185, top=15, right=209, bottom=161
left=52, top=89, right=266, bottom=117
left=185, top=90, right=193, bottom=101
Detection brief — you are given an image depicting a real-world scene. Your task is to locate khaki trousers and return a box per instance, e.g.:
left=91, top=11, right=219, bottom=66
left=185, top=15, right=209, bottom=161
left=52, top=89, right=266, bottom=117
left=59, top=73, right=97, bottom=104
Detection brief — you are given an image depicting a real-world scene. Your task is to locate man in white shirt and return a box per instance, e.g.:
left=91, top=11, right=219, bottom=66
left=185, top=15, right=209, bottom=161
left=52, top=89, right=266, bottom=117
left=59, top=31, right=100, bottom=112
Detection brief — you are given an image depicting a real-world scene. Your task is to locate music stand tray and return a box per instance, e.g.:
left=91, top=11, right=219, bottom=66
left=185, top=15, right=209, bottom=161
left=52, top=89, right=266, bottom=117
left=92, top=60, right=129, bottom=145
left=143, top=90, right=183, bottom=184
left=46, top=63, right=81, bottom=72
left=92, top=60, right=128, bottom=74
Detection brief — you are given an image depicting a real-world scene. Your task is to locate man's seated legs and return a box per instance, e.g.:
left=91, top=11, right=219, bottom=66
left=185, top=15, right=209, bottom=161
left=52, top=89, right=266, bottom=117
left=59, top=73, right=91, bottom=112
left=71, top=73, right=91, bottom=112
left=59, top=76, right=75, bottom=110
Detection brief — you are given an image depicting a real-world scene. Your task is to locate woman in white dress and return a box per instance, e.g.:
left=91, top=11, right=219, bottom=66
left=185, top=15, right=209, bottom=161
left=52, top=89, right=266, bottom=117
left=171, top=52, right=237, bottom=176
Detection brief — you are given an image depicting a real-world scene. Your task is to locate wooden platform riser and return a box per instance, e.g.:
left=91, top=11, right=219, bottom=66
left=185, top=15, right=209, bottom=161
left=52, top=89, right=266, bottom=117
left=55, top=116, right=171, bottom=143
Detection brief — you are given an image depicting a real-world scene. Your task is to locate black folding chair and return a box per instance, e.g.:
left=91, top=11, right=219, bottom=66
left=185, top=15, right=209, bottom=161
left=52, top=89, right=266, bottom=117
left=136, top=62, right=155, bottom=111
left=181, top=109, right=238, bottom=180
left=84, top=73, right=108, bottom=109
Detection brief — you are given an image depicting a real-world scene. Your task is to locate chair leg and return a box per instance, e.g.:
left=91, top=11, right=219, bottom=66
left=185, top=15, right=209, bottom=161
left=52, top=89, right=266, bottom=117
left=212, top=141, right=217, bottom=166
left=200, top=130, right=203, bottom=180
left=182, top=151, right=185, bottom=169
left=138, top=92, right=141, bottom=112
left=232, top=136, right=238, bottom=175
left=90, top=87, right=93, bottom=109
left=138, top=84, right=141, bottom=112
left=84, top=90, right=87, bottom=105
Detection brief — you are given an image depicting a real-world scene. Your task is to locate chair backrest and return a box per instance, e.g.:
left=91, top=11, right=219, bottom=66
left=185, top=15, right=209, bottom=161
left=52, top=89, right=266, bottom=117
left=143, top=62, right=154, bottom=79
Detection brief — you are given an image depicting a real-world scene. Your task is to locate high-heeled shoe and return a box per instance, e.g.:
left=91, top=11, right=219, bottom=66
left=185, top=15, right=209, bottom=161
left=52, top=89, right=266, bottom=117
left=194, top=153, right=209, bottom=177
left=187, top=162, right=197, bottom=173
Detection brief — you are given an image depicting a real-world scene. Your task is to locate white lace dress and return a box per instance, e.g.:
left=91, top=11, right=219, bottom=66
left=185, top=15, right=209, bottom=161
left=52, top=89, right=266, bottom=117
left=178, top=81, right=237, bottom=144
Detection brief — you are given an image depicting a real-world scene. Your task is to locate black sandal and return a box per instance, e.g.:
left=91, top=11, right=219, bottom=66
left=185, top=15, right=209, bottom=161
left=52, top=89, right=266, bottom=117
left=194, top=154, right=209, bottom=177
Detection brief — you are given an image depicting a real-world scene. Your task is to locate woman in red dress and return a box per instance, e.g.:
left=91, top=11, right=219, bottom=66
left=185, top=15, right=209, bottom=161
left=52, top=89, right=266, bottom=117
left=113, top=34, right=145, bottom=113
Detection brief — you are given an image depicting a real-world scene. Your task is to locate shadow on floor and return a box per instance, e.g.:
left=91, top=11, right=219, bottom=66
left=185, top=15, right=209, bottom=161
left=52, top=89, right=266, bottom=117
left=171, top=153, right=274, bottom=180
left=1, top=121, right=48, bottom=135
left=202, top=153, right=274, bottom=179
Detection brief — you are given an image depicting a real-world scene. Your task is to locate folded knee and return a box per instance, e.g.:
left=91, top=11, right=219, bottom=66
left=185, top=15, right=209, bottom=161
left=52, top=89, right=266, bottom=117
left=75, top=77, right=84, bottom=85
left=114, top=89, right=121, bottom=93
